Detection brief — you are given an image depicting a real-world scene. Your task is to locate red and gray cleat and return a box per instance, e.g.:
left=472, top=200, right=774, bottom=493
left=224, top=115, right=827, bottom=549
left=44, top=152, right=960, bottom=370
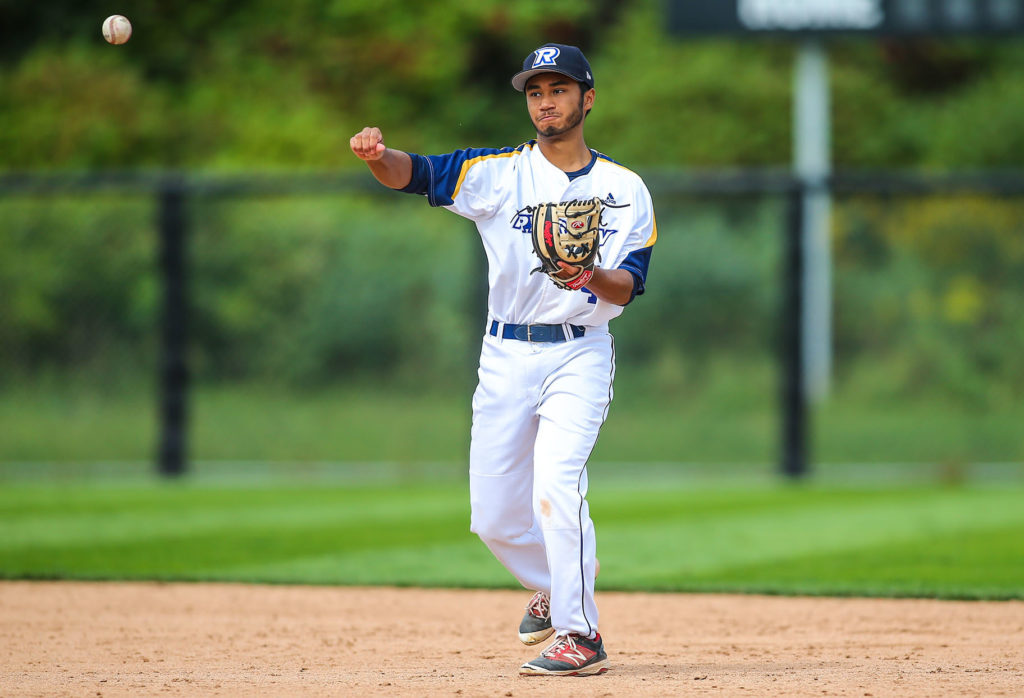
left=518, top=591, right=554, bottom=645
left=519, top=632, right=610, bottom=676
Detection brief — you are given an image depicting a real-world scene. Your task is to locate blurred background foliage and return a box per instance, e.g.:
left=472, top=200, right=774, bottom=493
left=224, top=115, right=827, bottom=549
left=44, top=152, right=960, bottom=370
left=2, top=0, right=1023, bottom=465
left=5, top=0, right=1024, bottom=169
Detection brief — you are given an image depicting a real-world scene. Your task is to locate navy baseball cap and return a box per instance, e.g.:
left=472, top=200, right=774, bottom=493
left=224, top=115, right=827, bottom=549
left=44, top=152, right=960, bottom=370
left=511, top=44, right=594, bottom=92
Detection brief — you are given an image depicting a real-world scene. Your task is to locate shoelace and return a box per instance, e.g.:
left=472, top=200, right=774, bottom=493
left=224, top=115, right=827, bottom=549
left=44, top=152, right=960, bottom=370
left=541, top=634, right=577, bottom=658
left=526, top=591, right=550, bottom=619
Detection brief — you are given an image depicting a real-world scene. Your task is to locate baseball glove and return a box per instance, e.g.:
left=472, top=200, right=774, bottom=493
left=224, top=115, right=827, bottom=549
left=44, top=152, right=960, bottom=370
left=529, top=197, right=602, bottom=290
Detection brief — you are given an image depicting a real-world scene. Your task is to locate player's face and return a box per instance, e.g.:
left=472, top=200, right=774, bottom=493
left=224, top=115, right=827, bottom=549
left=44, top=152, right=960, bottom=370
left=525, top=74, right=594, bottom=138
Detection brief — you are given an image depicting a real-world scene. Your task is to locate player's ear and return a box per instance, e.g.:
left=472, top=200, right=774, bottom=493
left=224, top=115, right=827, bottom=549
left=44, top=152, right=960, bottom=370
left=583, top=87, right=595, bottom=117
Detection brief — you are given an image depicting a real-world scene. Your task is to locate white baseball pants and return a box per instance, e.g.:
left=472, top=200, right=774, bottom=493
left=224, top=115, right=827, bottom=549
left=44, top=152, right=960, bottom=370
left=468, top=326, right=614, bottom=639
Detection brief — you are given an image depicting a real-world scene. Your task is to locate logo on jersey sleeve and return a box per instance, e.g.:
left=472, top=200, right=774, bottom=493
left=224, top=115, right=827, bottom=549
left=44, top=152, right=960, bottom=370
left=532, top=47, right=560, bottom=68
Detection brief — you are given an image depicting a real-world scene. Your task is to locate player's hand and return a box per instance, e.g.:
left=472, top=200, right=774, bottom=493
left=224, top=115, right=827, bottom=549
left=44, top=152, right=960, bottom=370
left=555, top=261, right=581, bottom=280
left=350, top=127, right=387, bottom=161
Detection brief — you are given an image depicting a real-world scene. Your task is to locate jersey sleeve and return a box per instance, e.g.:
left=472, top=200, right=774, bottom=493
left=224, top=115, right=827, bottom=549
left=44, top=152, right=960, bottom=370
left=609, top=182, right=657, bottom=303
left=398, top=147, right=518, bottom=221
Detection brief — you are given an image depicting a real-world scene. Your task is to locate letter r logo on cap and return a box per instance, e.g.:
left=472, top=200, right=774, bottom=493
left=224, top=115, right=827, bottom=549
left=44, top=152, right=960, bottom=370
left=532, top=46, right=560, bottom=68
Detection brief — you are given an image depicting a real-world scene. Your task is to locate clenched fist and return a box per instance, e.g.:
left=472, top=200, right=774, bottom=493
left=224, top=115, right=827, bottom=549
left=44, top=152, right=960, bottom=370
left=350, top=127, right=387, bottom=161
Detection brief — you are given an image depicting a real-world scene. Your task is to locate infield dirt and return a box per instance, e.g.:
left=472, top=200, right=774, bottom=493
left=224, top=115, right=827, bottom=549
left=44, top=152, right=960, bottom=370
left=2, top=581, right=1022, bottom=697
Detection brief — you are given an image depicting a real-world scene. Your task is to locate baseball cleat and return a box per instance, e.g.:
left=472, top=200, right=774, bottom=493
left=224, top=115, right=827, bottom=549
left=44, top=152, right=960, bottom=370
left=518, top=591, right=554, bottom=645
left=519, top=632, right=610, bottom=676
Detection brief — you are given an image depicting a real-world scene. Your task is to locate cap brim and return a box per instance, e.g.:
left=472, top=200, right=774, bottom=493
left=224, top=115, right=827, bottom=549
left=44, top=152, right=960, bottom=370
left=511, top=68, right=581, bottom=92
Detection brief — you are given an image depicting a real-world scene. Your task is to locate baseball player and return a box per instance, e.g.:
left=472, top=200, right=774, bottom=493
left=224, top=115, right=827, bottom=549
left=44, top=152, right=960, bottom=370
left=350, top=43, right=656, bottom=677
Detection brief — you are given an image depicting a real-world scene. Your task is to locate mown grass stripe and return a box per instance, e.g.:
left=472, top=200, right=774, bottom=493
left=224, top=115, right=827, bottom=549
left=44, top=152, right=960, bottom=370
left=0, top=488, right=467, bottom=549
left=0, top=513, right=471, bottom=579
left=672, top=524, right=1024, bottom=599
left=596, top=487, right=1024, bottom=579
left=589, top=485, right=960, bottom=525
left=211, top=540, right=506, bottom=587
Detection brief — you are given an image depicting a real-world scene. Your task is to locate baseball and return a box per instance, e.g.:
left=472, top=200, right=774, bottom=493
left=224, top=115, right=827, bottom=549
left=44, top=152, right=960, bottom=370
left=102, top=15, right=132, bottom=45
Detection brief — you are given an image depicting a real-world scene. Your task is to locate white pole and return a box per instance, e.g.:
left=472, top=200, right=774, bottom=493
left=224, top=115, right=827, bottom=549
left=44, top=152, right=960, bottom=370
left=794, top=39, right=833, bottom=402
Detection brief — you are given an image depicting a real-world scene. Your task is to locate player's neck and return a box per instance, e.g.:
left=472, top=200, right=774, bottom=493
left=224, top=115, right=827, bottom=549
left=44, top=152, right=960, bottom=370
left=535, top=132, right=591, bottom=174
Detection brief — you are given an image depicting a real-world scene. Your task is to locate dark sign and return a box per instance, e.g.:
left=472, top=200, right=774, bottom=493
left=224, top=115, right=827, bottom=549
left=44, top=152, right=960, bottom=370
left=668, top=0, right=1024, bottom=36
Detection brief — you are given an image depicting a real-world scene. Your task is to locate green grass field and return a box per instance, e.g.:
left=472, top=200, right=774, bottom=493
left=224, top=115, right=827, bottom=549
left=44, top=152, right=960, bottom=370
left=4, top=376, right=1022, bottom=600
left=2, top=477, right=1022, bottom=600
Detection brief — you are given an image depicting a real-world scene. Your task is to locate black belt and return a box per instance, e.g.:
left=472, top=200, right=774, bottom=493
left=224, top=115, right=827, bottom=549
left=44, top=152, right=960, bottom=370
left=489, top=320, right=586, bottom=343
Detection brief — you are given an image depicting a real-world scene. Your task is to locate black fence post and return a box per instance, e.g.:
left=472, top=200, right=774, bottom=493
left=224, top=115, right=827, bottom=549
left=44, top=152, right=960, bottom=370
left=157, top=178, right=189, bottom=477
left=782, top=184, right=808, bottom=478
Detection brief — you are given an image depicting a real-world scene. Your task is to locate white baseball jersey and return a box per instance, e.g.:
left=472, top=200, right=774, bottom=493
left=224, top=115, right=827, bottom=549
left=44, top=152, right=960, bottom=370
left=399, top=140, right=656, bottom=326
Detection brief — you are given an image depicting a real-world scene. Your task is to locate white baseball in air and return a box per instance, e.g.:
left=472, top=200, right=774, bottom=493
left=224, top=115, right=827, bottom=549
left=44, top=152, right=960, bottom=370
left=102, top=15, right=132, bottom=45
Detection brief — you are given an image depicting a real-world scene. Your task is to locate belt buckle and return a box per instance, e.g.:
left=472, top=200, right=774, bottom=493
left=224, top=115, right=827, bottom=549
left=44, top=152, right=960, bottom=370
left=529, top=325, right=563, bottom=342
